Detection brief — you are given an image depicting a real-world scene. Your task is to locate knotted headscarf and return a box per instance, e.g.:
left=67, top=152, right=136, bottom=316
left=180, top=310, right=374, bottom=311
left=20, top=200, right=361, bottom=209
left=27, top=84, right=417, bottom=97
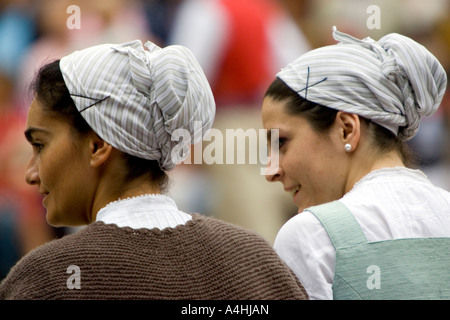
left=60, top=40, right=215, bottom=170
left=277, top=26, right=447, bottom=140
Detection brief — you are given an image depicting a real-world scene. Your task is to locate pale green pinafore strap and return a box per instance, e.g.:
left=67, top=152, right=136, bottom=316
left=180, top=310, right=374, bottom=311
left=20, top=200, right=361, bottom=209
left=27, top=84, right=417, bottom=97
left=306, top=200, right=367, bottom=248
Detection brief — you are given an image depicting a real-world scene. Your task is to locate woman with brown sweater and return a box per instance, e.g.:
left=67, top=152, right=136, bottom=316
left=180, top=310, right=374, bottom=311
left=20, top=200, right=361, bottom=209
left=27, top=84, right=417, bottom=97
left=0, top=40, right=307, bottom=300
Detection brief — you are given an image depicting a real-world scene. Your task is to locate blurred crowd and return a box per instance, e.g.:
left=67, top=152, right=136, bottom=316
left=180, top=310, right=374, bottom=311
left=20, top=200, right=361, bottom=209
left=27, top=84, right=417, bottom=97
left=1, top=0, right=449, bottom=280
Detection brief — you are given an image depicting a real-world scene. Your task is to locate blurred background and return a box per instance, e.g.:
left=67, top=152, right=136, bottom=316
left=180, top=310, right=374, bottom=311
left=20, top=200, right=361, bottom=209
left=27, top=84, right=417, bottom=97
left=1, top=0, right=449, bottom=280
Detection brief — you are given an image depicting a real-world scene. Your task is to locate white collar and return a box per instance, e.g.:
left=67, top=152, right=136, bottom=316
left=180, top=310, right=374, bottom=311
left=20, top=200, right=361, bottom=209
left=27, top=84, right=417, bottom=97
left=356, top=167, right=427, bottom=185
left=348, top=167, right=429, bottom=195
left=95, top=194, right=192, bottom=230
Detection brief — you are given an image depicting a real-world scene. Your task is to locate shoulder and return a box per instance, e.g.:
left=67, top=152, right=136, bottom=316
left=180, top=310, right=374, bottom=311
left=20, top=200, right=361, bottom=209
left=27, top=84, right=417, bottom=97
left=188, top=214, right=309, bottom=299
left=191, top=214, right=268, bottom=238
left=274, top=210, right=334, bottom=269
left=190, top=214, right=284, bottom=255
left=191, top=213, right=298, bottom=253
left=339, top=168, right=450, bottom=240
left=0, top=223, right=106, bottom=299
left=274, top=210, right=335, bottom=300
left=275, top=210, right=327, bottom=251
left=435, top=183, right=450, bottom=200
left=6, top=224, right=97, bottom=271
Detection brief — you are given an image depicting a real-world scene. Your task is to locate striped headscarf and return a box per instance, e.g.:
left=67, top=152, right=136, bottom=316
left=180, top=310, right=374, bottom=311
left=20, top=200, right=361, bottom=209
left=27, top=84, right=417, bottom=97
left=60, top=40, right=215, bottom=170
left=277, top=26, right=447, bottom=140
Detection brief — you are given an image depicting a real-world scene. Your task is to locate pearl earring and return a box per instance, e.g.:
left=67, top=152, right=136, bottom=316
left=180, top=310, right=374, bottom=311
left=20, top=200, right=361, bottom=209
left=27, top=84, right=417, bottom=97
left=344, top=143, right=352, bottom=152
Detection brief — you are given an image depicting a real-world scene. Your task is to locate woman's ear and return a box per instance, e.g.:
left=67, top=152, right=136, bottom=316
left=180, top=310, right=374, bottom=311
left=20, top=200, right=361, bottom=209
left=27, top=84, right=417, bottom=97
left=336, top=111, right=361, bottom=151
left=88, top=133, right=113, bottom=167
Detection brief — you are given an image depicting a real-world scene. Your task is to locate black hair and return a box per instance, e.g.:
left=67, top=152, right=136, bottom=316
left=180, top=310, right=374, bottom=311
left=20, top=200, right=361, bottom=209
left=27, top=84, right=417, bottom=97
left=30, top=60, right=170, bottom=191
left=31, top=60, right=92, bottom=136
left=264, top=77, right=416, bottom=167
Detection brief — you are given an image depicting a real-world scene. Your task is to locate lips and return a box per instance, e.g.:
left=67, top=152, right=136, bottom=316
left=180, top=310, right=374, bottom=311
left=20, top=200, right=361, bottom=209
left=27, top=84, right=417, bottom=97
left=40, top=191, right=49, bottom=207
left=292, top=185, right=300, bottom=197
left=286, top=185, right=301, bottom=198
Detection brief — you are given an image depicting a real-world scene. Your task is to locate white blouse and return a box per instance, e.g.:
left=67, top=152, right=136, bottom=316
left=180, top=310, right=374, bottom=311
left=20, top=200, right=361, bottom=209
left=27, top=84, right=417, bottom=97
left=95, top=194, right=192, bottom=230
left=273, top=167, right=450, bottom=300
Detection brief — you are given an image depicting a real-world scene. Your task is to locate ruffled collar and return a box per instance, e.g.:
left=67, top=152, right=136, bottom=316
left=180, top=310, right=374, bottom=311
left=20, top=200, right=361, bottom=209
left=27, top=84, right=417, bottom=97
left=95, top=194, right=192, bottom=230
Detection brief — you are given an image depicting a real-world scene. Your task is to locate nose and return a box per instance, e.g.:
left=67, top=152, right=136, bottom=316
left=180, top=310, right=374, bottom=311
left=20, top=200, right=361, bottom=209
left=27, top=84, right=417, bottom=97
left=25, top=156, right=39, bottom=185
left=264, top=157, right=283, bottom=182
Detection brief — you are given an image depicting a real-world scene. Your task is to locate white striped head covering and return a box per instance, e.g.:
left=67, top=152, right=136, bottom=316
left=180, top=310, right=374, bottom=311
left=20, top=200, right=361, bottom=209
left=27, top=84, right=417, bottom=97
left=59, top=40, right=215, bottom=170
left=277, top=26, right=447, bottom=140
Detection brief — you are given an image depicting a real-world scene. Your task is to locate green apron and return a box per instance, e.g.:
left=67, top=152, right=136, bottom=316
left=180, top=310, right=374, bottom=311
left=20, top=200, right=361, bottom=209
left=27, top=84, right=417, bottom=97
left=307, top=200, right=450, bottom=300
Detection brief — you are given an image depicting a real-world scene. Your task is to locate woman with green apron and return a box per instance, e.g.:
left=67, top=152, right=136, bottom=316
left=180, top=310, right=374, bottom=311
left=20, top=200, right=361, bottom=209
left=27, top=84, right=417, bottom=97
left=262, top=27, right=450, bottom=299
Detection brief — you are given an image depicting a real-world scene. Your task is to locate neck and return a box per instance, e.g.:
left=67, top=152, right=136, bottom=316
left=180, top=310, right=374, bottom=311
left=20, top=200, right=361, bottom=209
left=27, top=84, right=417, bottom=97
left=345, top=149, right=405, bottom=194
left=89, top=177, right=161, bottom=223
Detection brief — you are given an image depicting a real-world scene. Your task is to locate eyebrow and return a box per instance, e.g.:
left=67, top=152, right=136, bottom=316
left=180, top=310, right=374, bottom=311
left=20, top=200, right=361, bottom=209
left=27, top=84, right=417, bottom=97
left=24, top=127, right=51, bottom=142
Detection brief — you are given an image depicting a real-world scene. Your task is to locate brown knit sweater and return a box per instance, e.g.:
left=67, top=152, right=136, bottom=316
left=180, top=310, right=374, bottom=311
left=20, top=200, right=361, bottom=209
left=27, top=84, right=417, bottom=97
left=0, top=214, right=307, bottom=300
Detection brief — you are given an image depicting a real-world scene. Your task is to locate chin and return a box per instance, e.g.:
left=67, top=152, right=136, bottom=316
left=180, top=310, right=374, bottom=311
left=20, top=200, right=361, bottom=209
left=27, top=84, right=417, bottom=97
left=46, top=210, right=82, bottom=227
left=46, top=211, right=65, bottom=227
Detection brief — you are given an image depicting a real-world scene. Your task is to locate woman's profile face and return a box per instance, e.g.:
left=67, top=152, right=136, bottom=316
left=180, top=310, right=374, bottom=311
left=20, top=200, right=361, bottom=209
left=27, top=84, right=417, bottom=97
left=262, top=97, right=348, bottom=212
left=24, top=98, right=95, bottom=226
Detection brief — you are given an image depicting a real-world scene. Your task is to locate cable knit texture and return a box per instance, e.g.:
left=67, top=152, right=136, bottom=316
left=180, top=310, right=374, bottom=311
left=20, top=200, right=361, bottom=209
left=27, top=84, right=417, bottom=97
left=0, top=215, right=307, bottom=300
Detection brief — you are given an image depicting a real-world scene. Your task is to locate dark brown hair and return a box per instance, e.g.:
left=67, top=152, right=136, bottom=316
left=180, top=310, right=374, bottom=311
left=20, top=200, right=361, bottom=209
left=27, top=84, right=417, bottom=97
left=264, top=77, right=416, bottom=167
left=30, top=60, right=170, bottom=191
